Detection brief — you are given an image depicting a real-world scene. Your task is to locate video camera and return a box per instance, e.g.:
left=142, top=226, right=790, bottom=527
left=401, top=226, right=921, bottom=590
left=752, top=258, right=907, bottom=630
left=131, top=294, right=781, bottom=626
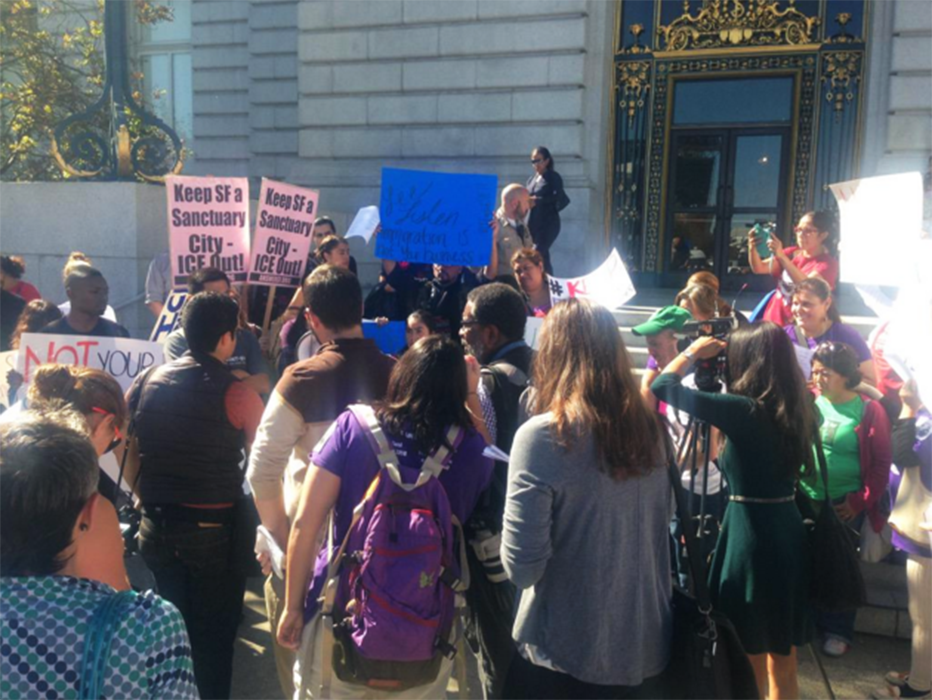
left=681, top=316, right=737, bottom=340
left=678, top=315, right=738, bottom=392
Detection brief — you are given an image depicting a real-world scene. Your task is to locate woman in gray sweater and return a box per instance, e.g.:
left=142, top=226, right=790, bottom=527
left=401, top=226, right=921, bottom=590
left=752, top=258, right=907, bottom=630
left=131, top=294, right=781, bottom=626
left=501, top=298, right=673, bottom=698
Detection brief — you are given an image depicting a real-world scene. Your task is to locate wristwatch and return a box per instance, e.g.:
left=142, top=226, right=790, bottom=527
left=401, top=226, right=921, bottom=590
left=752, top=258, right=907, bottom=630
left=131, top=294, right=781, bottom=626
left=682, top=348, right=697, bottom=362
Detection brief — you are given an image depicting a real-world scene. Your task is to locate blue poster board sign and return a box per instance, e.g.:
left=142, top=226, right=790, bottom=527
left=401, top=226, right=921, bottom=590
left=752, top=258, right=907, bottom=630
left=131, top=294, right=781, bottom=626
left=362, top=320, right=408, bottom=356
left=376, top=168, right=497, bottom=266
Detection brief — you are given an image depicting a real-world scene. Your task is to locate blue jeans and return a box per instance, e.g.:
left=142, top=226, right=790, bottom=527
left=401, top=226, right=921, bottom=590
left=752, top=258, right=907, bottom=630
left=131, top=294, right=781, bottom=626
left=816, top=608, right=856, bottom=644
left=139, top=508, right=247, bottom=699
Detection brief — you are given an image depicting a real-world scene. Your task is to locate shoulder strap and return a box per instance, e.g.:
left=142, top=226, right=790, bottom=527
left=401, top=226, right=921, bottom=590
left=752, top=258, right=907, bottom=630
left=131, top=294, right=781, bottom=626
left=665, top=446, right=714, bottom=610
left=487, top=360, right=529, bottom=388
left=347, top=404, right=463, bottom=493
left=814, top=428, right=832, bottom=507
left=79, top=590, right=138, bottom=700
left=793, top=324, right=808, bottom=348
left=116, top=365, right=159, bottom=500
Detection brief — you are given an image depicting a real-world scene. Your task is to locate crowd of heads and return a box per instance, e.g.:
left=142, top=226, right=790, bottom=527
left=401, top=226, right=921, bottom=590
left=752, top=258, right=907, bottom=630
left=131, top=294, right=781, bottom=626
left=0, top=189, right=925, bottom=700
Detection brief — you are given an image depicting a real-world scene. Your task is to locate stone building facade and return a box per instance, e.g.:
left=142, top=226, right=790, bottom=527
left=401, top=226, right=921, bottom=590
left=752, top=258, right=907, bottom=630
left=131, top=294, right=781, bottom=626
left=1, top=0, right=929, bottom=337
left=186, top=0, right=615, bottom=279
left=184, top=0, right=930, bottom=284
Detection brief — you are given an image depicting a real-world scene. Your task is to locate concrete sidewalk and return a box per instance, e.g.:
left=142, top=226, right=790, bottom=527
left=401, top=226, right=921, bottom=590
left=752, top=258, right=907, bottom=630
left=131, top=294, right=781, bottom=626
left=230, top=578, right=913, bottom=700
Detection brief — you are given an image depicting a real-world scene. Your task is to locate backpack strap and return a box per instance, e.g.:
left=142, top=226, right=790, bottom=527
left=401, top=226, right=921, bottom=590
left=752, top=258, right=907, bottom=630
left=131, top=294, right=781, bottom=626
left=79, top=590, right=138, bottom=700
left=348, top=404, right=463, bottom=493
left=794, top=324, right=812, bottom=349
left=317, top=409, right=466, bottom=699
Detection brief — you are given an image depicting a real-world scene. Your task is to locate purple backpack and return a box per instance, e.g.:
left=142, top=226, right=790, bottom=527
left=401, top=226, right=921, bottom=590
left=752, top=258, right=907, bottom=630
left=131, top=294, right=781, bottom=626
left=316, top=404, right=469, bottom=696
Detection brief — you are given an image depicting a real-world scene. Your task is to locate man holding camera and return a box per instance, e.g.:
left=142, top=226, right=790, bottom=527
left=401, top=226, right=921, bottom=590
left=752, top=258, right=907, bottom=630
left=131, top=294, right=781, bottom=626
left=636, top=306, right=693, bottom=413
left=634, top=306, right=728, bottom=584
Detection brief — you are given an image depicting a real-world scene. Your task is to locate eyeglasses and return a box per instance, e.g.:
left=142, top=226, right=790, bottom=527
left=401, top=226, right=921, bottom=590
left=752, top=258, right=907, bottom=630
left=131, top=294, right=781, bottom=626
left=810, top=368, right=836, bottom=379
left=91, top=406, right=123, bottom=454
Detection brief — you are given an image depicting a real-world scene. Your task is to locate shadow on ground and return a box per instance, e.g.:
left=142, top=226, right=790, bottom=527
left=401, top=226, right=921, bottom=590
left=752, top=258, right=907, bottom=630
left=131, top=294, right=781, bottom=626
left=231, top=578, right=911, bottom=699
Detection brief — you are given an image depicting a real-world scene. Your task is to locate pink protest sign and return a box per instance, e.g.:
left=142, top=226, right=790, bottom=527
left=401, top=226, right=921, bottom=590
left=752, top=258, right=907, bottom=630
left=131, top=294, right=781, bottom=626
left=248, top=178, right=320, bottom=288
left=166, top=175, right=250, bottom=287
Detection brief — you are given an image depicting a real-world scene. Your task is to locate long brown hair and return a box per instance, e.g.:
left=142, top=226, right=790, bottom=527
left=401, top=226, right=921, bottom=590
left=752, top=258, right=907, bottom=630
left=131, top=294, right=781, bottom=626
left=532, top=298, right=664, bottom=479
left=675, top=283, right=733, bottom=318
left=726, top=323, right=817, bottom=478
left=377, top=335, right=473, bottom=455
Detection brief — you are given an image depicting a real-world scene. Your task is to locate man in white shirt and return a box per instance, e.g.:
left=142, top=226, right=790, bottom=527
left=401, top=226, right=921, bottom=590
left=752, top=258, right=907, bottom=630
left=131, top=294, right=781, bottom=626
left=484, top=184, right=532, bottom=282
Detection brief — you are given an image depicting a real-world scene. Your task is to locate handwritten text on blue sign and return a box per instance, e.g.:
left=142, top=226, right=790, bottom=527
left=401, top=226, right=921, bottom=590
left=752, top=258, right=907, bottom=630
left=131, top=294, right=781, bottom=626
left=376, top=168, right=497, bottom=266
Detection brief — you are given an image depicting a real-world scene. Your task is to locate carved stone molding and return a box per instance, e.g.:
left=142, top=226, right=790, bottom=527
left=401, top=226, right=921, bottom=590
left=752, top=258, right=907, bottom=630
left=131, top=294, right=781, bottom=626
left=657, top=0, right=820, bottom=52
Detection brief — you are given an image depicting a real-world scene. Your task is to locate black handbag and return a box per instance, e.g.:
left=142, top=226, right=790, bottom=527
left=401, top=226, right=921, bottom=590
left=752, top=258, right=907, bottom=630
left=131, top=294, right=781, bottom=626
left=665, top=459, right=760, bottom=700
left=800, top=435, right=866, bottom=613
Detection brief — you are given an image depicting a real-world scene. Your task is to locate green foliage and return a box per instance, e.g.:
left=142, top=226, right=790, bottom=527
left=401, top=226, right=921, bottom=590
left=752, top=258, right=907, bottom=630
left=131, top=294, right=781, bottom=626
left=0, top=0, right=173, bottom=181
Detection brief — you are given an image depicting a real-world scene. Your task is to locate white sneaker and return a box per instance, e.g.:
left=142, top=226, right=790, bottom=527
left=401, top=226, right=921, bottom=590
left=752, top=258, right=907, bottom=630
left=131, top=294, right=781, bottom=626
left=822, top=637, right=850, bottom=657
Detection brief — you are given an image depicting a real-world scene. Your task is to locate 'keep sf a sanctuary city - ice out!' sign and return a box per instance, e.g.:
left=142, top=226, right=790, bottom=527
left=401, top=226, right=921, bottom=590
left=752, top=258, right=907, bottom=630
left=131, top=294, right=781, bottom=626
left=248, top=178, right=320, bottom=288
left=167, top=175, right=250, bottom=287
left=376, top=168, right=497, bottom=267
left=16, top=333, right=164, bottom=393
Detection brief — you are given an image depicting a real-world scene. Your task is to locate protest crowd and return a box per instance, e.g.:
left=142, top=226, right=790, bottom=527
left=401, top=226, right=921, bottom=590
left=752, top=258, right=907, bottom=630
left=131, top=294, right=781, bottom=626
left=1, top=148, right=931, bottom=700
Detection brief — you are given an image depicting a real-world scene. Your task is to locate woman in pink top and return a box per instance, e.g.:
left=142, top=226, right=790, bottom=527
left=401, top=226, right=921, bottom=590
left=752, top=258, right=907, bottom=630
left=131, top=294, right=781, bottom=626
left=748, top=210, right=839, bottom=326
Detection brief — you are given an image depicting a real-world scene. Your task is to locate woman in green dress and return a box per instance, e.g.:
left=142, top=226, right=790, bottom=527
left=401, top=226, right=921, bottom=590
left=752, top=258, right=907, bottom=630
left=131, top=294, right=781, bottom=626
left=652, top=322, right=818, bottom=699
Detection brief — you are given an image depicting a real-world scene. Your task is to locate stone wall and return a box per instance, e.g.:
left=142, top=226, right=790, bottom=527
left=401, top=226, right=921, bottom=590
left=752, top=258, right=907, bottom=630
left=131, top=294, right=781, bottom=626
left=291, top=0, right=615, bottom=278
left=861, top=0, right=932, bottom=177
left=189, top=0, right=615, bottom=280
left=0, top=183, right=167, bottom=339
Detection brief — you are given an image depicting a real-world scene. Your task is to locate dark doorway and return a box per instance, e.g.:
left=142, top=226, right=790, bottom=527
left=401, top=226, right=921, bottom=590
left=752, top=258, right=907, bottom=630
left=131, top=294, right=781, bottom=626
left=662, top=76, right=794, bottom=291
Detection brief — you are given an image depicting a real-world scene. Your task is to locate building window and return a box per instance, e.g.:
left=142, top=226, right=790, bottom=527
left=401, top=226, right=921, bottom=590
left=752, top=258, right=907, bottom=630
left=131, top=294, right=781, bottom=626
left=133, top=0, right=192, bottom=153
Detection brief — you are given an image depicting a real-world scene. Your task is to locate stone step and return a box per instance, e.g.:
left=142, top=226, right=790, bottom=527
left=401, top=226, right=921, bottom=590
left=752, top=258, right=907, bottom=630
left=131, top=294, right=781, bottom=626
left=855, top=560, right=912, bottom=640
left=611, top=288, right=881, bottom=370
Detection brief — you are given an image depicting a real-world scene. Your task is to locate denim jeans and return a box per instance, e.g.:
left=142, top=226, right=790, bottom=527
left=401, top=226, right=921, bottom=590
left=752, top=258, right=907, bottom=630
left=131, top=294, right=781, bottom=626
left=464, top=544, right=518, bottom=699
left=139, top=510, right=247, bottom=699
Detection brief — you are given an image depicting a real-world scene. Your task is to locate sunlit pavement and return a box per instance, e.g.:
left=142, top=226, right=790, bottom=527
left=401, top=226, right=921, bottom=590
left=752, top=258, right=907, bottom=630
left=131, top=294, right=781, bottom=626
left=230, top=578, right=912, bottom=700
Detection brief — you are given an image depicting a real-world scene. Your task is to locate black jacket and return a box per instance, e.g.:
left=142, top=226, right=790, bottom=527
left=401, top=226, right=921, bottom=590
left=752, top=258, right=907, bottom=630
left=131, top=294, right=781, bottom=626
left=132, top=352, right=245, bottom=505
left=472, top=341, right=534, bottom=533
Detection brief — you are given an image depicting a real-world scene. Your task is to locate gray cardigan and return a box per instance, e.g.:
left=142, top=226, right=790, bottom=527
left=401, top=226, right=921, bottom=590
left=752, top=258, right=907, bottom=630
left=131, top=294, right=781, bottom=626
left=502, top=413, right=673, bottom=686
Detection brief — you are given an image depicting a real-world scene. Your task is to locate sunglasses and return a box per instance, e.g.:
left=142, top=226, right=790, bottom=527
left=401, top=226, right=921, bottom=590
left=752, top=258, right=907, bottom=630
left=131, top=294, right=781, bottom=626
left=531, top=158, right=543, bottom=164
left=91, top=406, right=123, bottom=454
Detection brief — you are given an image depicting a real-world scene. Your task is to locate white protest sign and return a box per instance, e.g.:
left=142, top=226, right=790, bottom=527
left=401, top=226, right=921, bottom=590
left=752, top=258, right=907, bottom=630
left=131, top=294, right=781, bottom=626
left=149, top=289, right=188, bottom=343
left=345, top=206, right=380, bottom=244
left=0, top=350, right=18, bottom=409
left=547, top=249, right=636, bottom=310
left=248, top=178, right=320, bottom=288
left=16, top=333, right=164, bottom=393
left=882, top=260, right=932, bottom=407
left=524, top=316, right=545, bottom=350
left=167, top=175, right=250, bottom=288
left=830, top=172, right=923, bottom=287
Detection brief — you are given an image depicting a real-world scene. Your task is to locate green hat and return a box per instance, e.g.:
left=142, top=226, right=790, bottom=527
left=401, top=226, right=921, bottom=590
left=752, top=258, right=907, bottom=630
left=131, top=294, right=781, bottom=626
left=631, top=306, right=693, bottom=336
